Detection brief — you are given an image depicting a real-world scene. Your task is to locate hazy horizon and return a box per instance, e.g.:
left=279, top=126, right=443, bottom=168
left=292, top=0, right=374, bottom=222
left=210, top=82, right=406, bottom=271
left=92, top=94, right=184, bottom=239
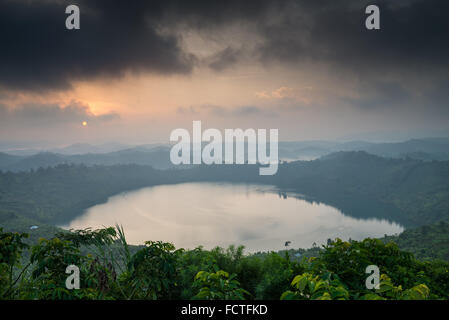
left=2, top=136, right=449, bottom=155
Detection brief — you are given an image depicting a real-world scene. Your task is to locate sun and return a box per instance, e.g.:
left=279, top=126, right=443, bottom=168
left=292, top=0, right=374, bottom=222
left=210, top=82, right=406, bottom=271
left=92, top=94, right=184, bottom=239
left=82, top=121, right=88, bottom=127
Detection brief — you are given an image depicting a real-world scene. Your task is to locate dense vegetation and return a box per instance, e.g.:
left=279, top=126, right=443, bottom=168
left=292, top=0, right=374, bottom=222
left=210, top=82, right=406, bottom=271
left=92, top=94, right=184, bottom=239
left=383, top=220, right=449, bottom=262
left=1, top=226, right=447, bottom=300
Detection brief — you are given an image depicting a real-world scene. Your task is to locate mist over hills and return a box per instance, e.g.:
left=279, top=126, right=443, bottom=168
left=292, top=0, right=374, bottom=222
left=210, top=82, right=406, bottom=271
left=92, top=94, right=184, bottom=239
left=280, top=138, right=449, bottom=161
left=48, top=142, right=130, bottom=155
left=0, top=145, right=174, bottom=172
left=1, top=137, right=449, bottom=172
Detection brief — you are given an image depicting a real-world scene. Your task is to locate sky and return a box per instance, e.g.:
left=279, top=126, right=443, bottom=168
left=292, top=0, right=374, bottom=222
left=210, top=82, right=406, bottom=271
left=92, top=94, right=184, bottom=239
left=0, top=0, right=448, bottom=148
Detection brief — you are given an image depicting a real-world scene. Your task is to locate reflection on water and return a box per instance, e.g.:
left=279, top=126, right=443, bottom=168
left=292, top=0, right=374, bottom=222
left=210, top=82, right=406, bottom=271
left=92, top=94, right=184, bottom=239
left=61, top=182, right=404, bottom=252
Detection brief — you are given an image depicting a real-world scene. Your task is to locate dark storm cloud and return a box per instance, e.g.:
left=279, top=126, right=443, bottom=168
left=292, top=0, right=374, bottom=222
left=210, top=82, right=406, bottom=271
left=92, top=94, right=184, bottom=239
left=154, top=0, right=449, bottom=79
left=254, top=0, right=449, bottom=80
left=182, top=0, right=449, bottom=109
left=0, top=0, right=195, bottom=91
left=0, top=0, right=448, bottom=99
left=0, top=0, right=281, bottom=92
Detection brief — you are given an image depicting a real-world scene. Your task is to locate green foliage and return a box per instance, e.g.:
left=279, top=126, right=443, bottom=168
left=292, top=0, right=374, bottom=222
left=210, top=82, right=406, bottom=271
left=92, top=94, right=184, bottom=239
left=281, top=272, right=349, bottom=300
left=310, top=238, right=417, bottom=296
left=192, top=270, right=250, bottom=300
left=0, top=228, right=28, bottom=267
left=30, top=238, right=83, bottom=280
left=282, top=239, right=440, bottom=300
left=0, top=228, right=29, bottom=299
left=361, top=274, right=430, bottom=300
left=55, top=227, right=117, bottom=248
left=27, top=237, right=93, bottom=299
left=254, top=252, right=303, bottom=300
left=0, top=227, right=448, bottom=300
left=121, top=241, right=181, bottom=299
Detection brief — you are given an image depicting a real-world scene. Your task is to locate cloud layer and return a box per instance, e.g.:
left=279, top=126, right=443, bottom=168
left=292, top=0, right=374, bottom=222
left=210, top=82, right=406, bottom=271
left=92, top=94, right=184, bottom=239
left=1, top=0, right=448, bottom=96
left=0, top=0, right=195, bottom=91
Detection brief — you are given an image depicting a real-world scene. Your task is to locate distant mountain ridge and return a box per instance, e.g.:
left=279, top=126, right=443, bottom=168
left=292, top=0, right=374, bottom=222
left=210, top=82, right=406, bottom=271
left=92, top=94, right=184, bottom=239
left=0, top=146, right=174, bottom=172
left=279, top=137, right=449, bottom=161
left=1, top=137, right=449, bottom=172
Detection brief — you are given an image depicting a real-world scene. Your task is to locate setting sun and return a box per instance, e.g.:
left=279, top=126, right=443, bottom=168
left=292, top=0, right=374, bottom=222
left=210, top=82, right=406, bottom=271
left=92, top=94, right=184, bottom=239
left=82, top=121, right=87, bottom=127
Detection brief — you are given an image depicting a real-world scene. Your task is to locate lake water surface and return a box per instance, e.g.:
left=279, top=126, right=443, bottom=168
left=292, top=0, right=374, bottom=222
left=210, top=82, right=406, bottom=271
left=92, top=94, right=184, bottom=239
left=61, top=183, right=404, bottom=252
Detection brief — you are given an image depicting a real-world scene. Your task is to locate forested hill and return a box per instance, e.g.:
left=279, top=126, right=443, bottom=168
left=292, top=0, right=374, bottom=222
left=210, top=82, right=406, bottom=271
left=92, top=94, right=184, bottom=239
left=1, top=151, right=449, bottom=230
left=383, top=220, right=449, bottom=261
left=275, top=151, right=449, bottom=226
left=0, top=147, right=173, bottom=172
